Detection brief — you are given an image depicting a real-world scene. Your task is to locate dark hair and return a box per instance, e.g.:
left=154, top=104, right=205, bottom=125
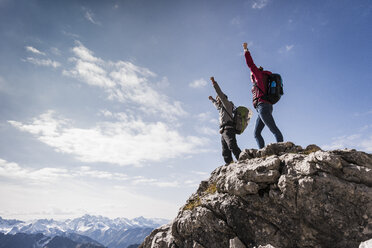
left=258, top=66, right=264, bottom=71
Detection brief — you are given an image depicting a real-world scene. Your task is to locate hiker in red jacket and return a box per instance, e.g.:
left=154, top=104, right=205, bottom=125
left=243, top=42, right=283, bottom=149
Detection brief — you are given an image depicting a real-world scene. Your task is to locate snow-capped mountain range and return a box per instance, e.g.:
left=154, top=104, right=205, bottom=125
left=0, top=232, right=105, bottom=248
left=0, top=215, right=169, bottom=248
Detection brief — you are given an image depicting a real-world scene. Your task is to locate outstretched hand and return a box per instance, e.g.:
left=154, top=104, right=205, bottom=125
left=243, top=42, right=248, bottom=50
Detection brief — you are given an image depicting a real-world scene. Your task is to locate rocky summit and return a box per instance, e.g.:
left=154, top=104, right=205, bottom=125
left=140, top=142, right=372, bottom=248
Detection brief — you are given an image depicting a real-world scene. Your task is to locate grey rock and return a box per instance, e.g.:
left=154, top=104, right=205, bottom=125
left=192, top=241, right=205, bottom=248
left=229, top=237, right=246, bottom=248
left=359, top=238, right=372, bottom=248
left=140, top=224, right=175, bottom=248
left=257, top=245, right=276, bottom=248
left=140, top=142, right=372, bottom=248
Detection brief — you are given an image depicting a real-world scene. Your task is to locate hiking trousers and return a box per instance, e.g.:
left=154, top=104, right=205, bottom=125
left=221, top=127, right=241, bottom=164
left=254, top=103, right=283, bottom=149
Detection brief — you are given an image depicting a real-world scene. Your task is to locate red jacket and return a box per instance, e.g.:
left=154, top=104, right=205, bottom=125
left=244, top=50, right=272, bottom=108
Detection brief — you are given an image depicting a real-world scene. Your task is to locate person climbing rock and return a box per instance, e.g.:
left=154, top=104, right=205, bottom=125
left=243, top=42, right=283, bottom=149
left=208, top=77, right=241, bottom=165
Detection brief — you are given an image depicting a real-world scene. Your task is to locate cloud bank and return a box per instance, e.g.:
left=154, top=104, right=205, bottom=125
left=23, top=57, right=61, bottom=68
left=9, top=110, right=209, bottom=166
left=322, top=125, right=372, bottom=152
left=0, top=158, right=185, bottom=188
left=0, top=158, right=180, bottom=220
left=83, top=8, right=101, bottom=25
left=63, top=41, right=186, bottom=119
left=25, top=46, right=46, bottom=56
left=189, top=78, right=207, bottom=88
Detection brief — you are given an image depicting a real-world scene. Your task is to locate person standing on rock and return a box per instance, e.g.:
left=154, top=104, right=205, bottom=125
left=243, top=42, right=284, bottom=149
left=208, top=77, right=241, bottom=165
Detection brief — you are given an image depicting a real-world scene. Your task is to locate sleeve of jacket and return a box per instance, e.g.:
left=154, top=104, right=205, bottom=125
left=212, top=81, right=231, bottom=113
left=210, top=98, right=220, bottom=109
left=244, top=50, right=260, bottom=76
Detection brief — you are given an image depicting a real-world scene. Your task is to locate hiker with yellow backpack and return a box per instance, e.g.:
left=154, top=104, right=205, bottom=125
left=209, top=77, right=252, bottom=165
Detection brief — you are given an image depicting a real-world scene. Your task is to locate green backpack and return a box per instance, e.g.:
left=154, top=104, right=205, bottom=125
left=222, top=104, right=253, bottom=135
left=233, top=106, right=253, bottom=134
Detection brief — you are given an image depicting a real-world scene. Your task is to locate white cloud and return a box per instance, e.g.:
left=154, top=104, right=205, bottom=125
left=183, top=180, right=199, bottom=188
left=0, top=158, right=185, bottom=190
left=230, top=16, right=241, bottom=25
left=83, top=8, right=101, bottom=25
left=322, top=126, right=372, bottom=152
left=132, top=176, right=179, bottom=188
left=51, top=47, right=61, bottom=56
left=9, top=110, right=209, bottom=166
left=286, top=45, right=294, bottom=51
left=23, top=57, right=61, bottom=68
left=62, top=30, right=80, bottom=38
left=192, top=170, right=209, bottom=176
left=189, top=78, right=207, bottom=89
left=279, top=44, right=295, bottom=54
left=196, top=112, right=218, bottom=124
left=0, top=158, right=179, bottom=220
left=156, top=76, right=170, bottom=88
left=197, top=126, right=218, bottom=136
left=0, top=158, right=71, bottom=185
left=252, top=0, right=269, bottom=9
left=100, top=109, right=114, bottom=117
left=25, top=46, right=46, bottom=56
left=77, top=166, right=129, bottom=181
left=197, top=112, right=211, bottom=121
left=71, top=42, right=100, bottom=62
left=195, top=112, right=219, bottom=135
left=63, top=41, right=187, bottom=118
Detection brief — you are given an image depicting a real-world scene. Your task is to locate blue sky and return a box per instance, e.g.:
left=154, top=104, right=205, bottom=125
left=0, top=0, right=371, bottom=220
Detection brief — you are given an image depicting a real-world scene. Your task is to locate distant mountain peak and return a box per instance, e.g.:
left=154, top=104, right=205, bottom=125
left=0, top=215, right=169, bottom=248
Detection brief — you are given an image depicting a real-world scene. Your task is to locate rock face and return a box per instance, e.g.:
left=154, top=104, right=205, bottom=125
left=140, top=142, right=372, bottom=248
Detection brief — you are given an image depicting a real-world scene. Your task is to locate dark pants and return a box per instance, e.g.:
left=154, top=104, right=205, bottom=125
left=254, top=103, right=283, bottom=149
left=221, top=128, right=241, bottom=164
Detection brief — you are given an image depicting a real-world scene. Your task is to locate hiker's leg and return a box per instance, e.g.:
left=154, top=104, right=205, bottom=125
left=221, top=134, right=233, bottom=164
left=254, top=109, right=266, bottom=149
left=258, top=103, right=283, bottom=143
left=224, top=128, right=242, bottom=160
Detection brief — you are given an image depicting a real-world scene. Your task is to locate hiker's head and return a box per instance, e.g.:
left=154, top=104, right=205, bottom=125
left=259, top=66, right=264, bottom=71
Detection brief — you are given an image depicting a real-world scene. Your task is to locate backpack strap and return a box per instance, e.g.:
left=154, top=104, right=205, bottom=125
left=254, top=72, right=271, bottom=95
left=220, top=101, right=235, bottom=121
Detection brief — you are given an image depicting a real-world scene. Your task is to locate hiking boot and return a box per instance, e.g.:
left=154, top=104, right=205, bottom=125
left=224, top=161, right=235, bottom=166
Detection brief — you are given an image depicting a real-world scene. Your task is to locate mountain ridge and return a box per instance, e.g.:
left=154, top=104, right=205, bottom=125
left=0, top=215, right=169, bottom=248
left=0, top=232, right=105, bottom=248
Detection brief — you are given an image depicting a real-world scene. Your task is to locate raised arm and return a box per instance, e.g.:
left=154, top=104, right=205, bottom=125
left=210, top=77, right=230, bottom=110
left=208, top=95, right=219, bottom=109
left=243, top=42, right=260, bottom=76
